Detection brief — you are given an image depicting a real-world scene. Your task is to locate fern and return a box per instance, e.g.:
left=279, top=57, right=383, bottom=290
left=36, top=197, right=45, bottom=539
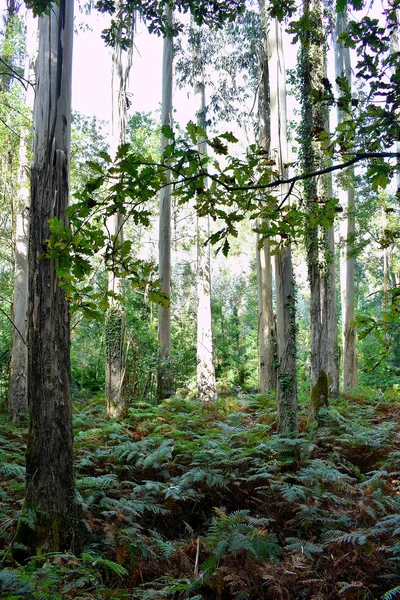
left=325, top=528, right=374, bottom=545
left=0, top=568, right=34, bottom=598
left=285, top=537, right=324, bottom=559
left=81, top=552, right=128, bottom=578
left=0, top=464, right=25, bottom=480
left=76, top=473, right=119, bottom=490
left=382, top=586, right=400, bottom=599
left=204, top=509, right=281, bottom=563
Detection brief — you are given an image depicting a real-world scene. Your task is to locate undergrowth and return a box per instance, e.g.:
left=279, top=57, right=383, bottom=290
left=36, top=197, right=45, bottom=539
left=1, top=391, right=400, bottom=598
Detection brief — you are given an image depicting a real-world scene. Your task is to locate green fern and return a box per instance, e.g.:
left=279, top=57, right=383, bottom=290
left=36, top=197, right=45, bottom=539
left=382, top=586, right=400, bottom=599
left=0, top=464, right=25, bottom=480
left=285, top=537, right=324, bottom=559
left=81, top=552, right=128, bottom=578
left=204, top=508, right=281, bottom=563
left=0, top=568, right=34, bottom=599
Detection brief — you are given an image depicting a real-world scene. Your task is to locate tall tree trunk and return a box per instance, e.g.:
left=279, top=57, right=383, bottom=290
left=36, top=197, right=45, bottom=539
left=299, top=0, right=330, bottom=418
left=257, top=1, right=276, bottom=394
left=327, top=224, right=339, bottom=396
left=256, top=233, right=276, bottom=392
left=335, top=8, right=357, bottom=390
left=14, top=0, right=75, bottom=557
left=267, top=14, right=298, bottom=434
left=193, top=24, right=217, bottom=403
left=105, top=4, right=134, bottom=417
left=8, top=10, right=36, bottom=421
left=157, top=4, right=174, bottom=400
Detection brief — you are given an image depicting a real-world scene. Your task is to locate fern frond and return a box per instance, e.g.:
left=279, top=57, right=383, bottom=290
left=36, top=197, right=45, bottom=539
left=77, top=473, right=118, bottom=490
left=0, top=464, right=25, bottom=480
left=382, top=587, right=400, bottom=600
left=285, top=537, right=324, bottom=559
left=81, top=552, right=128, bottom=578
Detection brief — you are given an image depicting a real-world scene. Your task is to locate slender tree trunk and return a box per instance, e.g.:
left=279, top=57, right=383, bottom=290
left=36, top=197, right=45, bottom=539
left=14, top=0, right=75, bottom=557
left=105, top=4, right=134, bottom=417
left=256, top=233, right=276, bottom=392
left=8, top=10, right=36, bottom=421
left=327, top=225, right=339, bottom=396
left=299, top=0, right=330, bottom=417
left=257, top=1, right=276, bottom=394
left=335, top=8, right=357, bottom=390
left=267, top=15, right=298, bottom=434
left=157, top=5, right=174, bottom=400
left=193, top=25, right=217, bottom=403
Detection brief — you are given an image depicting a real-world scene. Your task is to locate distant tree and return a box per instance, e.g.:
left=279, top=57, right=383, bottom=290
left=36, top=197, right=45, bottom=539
left=267, top=13, right=297, bottom=434
left=256, top=0, right=275, bottom=394
left=157, top=4, right=174, bottom=400
left=334, top=7, right=357, bottom=390
left=105, top=2, right=134, bottom=418
left=8, top=9, right=36, bottom=421
left=191, top=21, right=217, bottom=403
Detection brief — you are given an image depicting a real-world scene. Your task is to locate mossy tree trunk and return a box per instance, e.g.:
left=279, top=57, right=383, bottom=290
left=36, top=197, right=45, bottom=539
left=299, top=0, right=330, bottom=419
left=14, top=0, right=75, bottom=557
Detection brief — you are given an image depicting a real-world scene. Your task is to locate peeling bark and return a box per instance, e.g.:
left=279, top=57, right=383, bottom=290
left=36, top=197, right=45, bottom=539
left=14, top=0, right=75, bottom=557
left=267, top=13, right=298, bottom=434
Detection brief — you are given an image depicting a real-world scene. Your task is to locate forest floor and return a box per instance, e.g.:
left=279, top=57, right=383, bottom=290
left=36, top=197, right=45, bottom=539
left=1, top=389, right=400, bottom=599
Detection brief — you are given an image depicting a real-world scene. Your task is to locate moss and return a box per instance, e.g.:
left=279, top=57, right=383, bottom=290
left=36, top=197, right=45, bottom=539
left=105, top=305, right=124, bottom=353
left=310, top=370, right=329, bottom=420
left=13, top=502, right=75, bottom=562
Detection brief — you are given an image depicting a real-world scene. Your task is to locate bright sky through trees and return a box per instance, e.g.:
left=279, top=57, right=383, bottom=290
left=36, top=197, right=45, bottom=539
left=73, top=11, right=164, bottom=120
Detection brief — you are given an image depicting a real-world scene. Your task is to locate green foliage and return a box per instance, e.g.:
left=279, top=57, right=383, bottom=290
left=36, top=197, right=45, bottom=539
left=97, top=0, right=247, bottom=46
left=2, top=391, right=400, bottom=597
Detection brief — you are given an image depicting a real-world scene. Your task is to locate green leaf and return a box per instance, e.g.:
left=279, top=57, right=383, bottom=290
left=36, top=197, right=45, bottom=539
left=161, top=125, right=174, bottom=140
left=86, top=161, right=104, bottom=174
left=220, top=131, right=239, bottom=144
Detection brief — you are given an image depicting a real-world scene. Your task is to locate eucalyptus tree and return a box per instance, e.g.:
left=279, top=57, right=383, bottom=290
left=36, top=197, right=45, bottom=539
left=334, top=7, right=357, bottom=390
left=105, top=3, right=134, bottom=417
left=157, top=3, right=174, bottom=400
left=267, top=13, right=297, bottom=434
left=8, top=9, right=36, bottom=421
left=298, top=0, right=332, bottom=417
left=191, top=22, right=217, bottom=403
left=15, top=0, right=75, bottom=556
left=256, top=0, right=275, bottom=394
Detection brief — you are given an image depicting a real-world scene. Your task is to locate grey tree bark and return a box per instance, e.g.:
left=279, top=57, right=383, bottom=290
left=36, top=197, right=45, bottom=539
left=300, top=0, right=331, bottom=418
left=8, top=10, right=36, bottom=421
left=157, top=4, right=174, bottom=400
left=105, top=4, right=134, bottom=417
left=256, top=233, right=276, bottom=392
left=14, top=0, right=75, bottom=556
left=193, top=24, right=217, bottom=403
left=267, top=14, right=298, bottom=434
left=257, top=1, right=276, bottom=394
left=335, top=8, right=357, bottom=390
